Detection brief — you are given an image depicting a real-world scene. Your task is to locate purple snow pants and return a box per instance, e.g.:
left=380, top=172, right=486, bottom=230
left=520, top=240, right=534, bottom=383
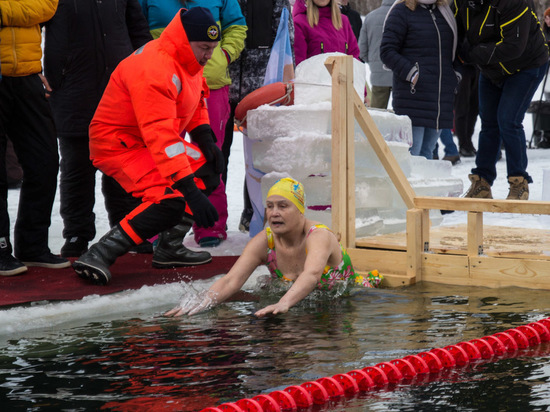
left=193, top=86, right=229, bottom=244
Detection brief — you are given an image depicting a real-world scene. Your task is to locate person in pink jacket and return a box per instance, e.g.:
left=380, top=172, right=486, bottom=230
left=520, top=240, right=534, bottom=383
left=292, top=0, right=359, bottom=65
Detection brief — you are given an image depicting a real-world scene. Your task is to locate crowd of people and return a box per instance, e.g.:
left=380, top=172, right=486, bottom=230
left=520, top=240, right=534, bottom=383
left=1, top=0, right=549, bottom=314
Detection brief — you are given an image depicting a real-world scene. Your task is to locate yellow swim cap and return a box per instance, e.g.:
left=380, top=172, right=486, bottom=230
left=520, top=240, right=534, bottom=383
left=266, top=178, right=305, bottom=214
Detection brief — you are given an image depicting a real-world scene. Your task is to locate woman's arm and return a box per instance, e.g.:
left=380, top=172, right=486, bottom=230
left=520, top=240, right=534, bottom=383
left=165, top=231, right=268, bottom=316
left=254, top=229, right=333, bottom=317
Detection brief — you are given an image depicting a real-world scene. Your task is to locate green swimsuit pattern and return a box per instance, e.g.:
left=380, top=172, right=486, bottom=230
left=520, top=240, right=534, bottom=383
left=265, top=224, right=358, bottom=290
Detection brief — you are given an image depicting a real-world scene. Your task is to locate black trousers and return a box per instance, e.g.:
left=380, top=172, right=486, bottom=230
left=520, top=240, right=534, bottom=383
left=0, top=75, right=59, bottom=258
left=58, top=137, right=141, bottom=241
left=454, top=65, right=480, bottom=151
left=223, top=102, right=252, bottom=211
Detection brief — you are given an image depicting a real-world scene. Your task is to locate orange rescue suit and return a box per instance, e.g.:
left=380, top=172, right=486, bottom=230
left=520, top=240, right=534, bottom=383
left=89, top=13, right=210, bottom=206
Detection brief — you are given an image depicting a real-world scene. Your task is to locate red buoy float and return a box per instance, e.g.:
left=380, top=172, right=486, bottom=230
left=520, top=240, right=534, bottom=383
left=234, top=82, right=294, bottom=129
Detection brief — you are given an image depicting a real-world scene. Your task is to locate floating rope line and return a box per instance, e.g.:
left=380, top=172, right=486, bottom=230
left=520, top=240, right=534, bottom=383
left=200, top=317, right=550, bottom=411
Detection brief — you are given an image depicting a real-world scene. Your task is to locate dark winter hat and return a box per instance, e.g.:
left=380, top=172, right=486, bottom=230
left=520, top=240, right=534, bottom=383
left=180, top=7, right=220, bottom=42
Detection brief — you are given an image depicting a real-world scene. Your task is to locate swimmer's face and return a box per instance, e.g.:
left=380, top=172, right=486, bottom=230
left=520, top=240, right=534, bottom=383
left=266, top=195, right=302, bottom=233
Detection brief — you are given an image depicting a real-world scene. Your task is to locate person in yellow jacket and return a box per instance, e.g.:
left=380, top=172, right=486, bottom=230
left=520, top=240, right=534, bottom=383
left=0, top=0, right=71, bottom=276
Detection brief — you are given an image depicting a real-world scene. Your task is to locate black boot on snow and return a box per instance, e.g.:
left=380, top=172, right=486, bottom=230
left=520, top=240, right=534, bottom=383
left=152, top=217, right=212, bottom=268
left=72, top=226, right=134, bottom=285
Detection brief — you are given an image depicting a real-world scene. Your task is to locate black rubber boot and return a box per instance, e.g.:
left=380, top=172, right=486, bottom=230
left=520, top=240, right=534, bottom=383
left=152, top=217, right=212, bottom=268
left=72, top=226, right=134, bottom=285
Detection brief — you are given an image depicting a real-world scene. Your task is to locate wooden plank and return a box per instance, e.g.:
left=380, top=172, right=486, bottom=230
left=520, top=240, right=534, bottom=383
left=347, top=248, right=407, bottom=276
left=406, top=209, right=423, bottom=283
left=344, top=56, right=355, bottom=248
left=356, top=225, right=550, bottom=257
left=421, top=253, right=471, bottom=286
left=467, top=212, right=483, bottom=257
left=421, top=209, right=430, bottom=250
left=470, top=256, right=550, bottom=290
left=328, top=57, right=348, bottom=246
left=353, top=92, right=416, bottom=209
left=326, top=55, right=356, bottom=248
left=415, top=196, right=550, bottom=215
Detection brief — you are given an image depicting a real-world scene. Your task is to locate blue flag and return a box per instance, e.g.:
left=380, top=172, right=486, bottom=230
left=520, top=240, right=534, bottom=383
left=263, top=7, right=294, bottom=86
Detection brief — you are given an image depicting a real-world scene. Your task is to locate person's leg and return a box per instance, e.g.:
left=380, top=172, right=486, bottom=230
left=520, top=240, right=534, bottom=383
left=239, top=179, right=253, bottom=232
left=455, top=66, right=478, bottom=154
left=465, top=68, right=480, bottom=151
left=0, top=79, right=13, bottom=249
left=498, top=64, right=546, bottom=182
left=6, top=75, right=67, bottom=266
left=370, top=86, right=391, bottom=109
left=418, top=127, right=441, bottom=160
left=471, top=74, right=502, bottom=185
left=242, top=133, right=266, bottom=237
left=0, top=77, right=27, bottom=275
left=101, top=173, right=141, bottom=228
left=74, top=151, right=190, bottom=284
left=221, top=102, right=237, bottom=186
left=410, top=126, right=425, bottom=156
left=5, top=139, right=22, bottom=188
left=438, top=128, right=460, bottom=165
left=193, top=86, right=230, bottom=246
left=101, top=173, right=155, bottom=254
left=432, top=142, right=440, bottom=160
left=58, top=137, right=96, bottom=256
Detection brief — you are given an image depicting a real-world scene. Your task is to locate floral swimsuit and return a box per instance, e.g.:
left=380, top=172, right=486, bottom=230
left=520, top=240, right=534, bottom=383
left=265, top=224, right=358, bottom=290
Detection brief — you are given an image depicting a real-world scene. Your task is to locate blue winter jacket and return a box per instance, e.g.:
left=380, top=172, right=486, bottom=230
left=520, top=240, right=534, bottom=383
left=139, top=0, right=247, bottom=89
left=380, top=2, right=458, bottom=130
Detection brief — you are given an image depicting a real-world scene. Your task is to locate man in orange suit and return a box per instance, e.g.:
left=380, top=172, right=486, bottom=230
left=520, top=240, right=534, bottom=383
left=73, top=7, right=225, bottom=285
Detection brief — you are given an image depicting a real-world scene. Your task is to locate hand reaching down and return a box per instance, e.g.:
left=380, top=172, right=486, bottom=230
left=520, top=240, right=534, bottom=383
left=254, top=301, right=290, bottom=318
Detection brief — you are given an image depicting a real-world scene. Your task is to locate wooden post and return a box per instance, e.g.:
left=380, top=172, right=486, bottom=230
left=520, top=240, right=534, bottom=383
left=406, top=208, right=423, bottom=283
left=467, top=211, right=483, bottom=256
left=325, top=56, right=355, bottom=248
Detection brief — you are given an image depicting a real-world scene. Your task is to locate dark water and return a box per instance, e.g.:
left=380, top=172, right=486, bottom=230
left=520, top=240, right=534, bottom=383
left=1, top=282, right=550, bottom=411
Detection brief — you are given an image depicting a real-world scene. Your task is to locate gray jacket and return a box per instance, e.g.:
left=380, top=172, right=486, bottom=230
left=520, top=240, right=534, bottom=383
left=359, top=0, right=394, bottom=87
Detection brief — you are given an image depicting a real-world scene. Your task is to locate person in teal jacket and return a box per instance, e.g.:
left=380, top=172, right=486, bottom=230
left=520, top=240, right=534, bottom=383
left=139, top=0, right=247, bottom=248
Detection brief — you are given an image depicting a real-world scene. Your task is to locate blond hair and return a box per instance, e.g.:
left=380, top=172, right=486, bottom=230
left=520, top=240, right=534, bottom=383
left=306, top=0, right=342, bottom=30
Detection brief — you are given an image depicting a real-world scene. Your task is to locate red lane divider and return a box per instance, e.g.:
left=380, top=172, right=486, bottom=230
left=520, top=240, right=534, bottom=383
left=201, top=317, right=550, bottom=412
left=300, top=381, right=328, bottom=404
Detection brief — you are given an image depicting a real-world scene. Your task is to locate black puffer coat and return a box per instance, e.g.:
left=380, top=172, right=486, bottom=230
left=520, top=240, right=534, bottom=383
left=44, top=0, right=152, bottom=138
left=453, top=0, right=548, bottom=85
left=228, top=0, right=294, bottom=106
left=380, top=2, right=458, bottom=130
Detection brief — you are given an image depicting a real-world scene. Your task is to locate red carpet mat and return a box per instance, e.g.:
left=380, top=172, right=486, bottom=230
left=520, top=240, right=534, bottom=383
left=0, top=253, right=239, bottom=307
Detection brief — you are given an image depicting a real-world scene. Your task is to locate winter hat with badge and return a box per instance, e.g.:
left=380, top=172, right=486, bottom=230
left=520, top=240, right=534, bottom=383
left=180, top=7, right=220, bottom=42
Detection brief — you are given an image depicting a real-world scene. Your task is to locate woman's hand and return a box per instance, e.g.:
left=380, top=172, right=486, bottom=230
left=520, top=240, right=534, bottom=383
left=164, top=294, right=215, bottom=317
left=254, top=301, right=290, bottom=318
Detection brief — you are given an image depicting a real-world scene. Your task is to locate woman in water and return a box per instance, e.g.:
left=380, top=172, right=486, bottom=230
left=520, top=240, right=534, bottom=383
left=166, top=178, right=380, bottom=318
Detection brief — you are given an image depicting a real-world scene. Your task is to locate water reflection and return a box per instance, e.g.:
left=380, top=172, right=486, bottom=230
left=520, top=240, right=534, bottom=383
left=0, top=283, right=549, bottom=411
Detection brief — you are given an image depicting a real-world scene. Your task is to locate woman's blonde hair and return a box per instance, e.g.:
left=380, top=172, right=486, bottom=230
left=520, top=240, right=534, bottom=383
left=402, top=0, right=446, bottom=11
left=306, top=0, right=342, bottom=30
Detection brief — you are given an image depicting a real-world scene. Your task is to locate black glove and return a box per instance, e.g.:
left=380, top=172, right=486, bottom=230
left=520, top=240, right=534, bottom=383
left=194, top=161, right=221, bottom=197
left=189, top=125, right=225, bottom=174
left=173, top=175, right=218, bottom=228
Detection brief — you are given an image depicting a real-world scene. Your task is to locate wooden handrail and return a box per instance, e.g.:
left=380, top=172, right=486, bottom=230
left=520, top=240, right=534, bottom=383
left=415, top=196, right=550, bottom=215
